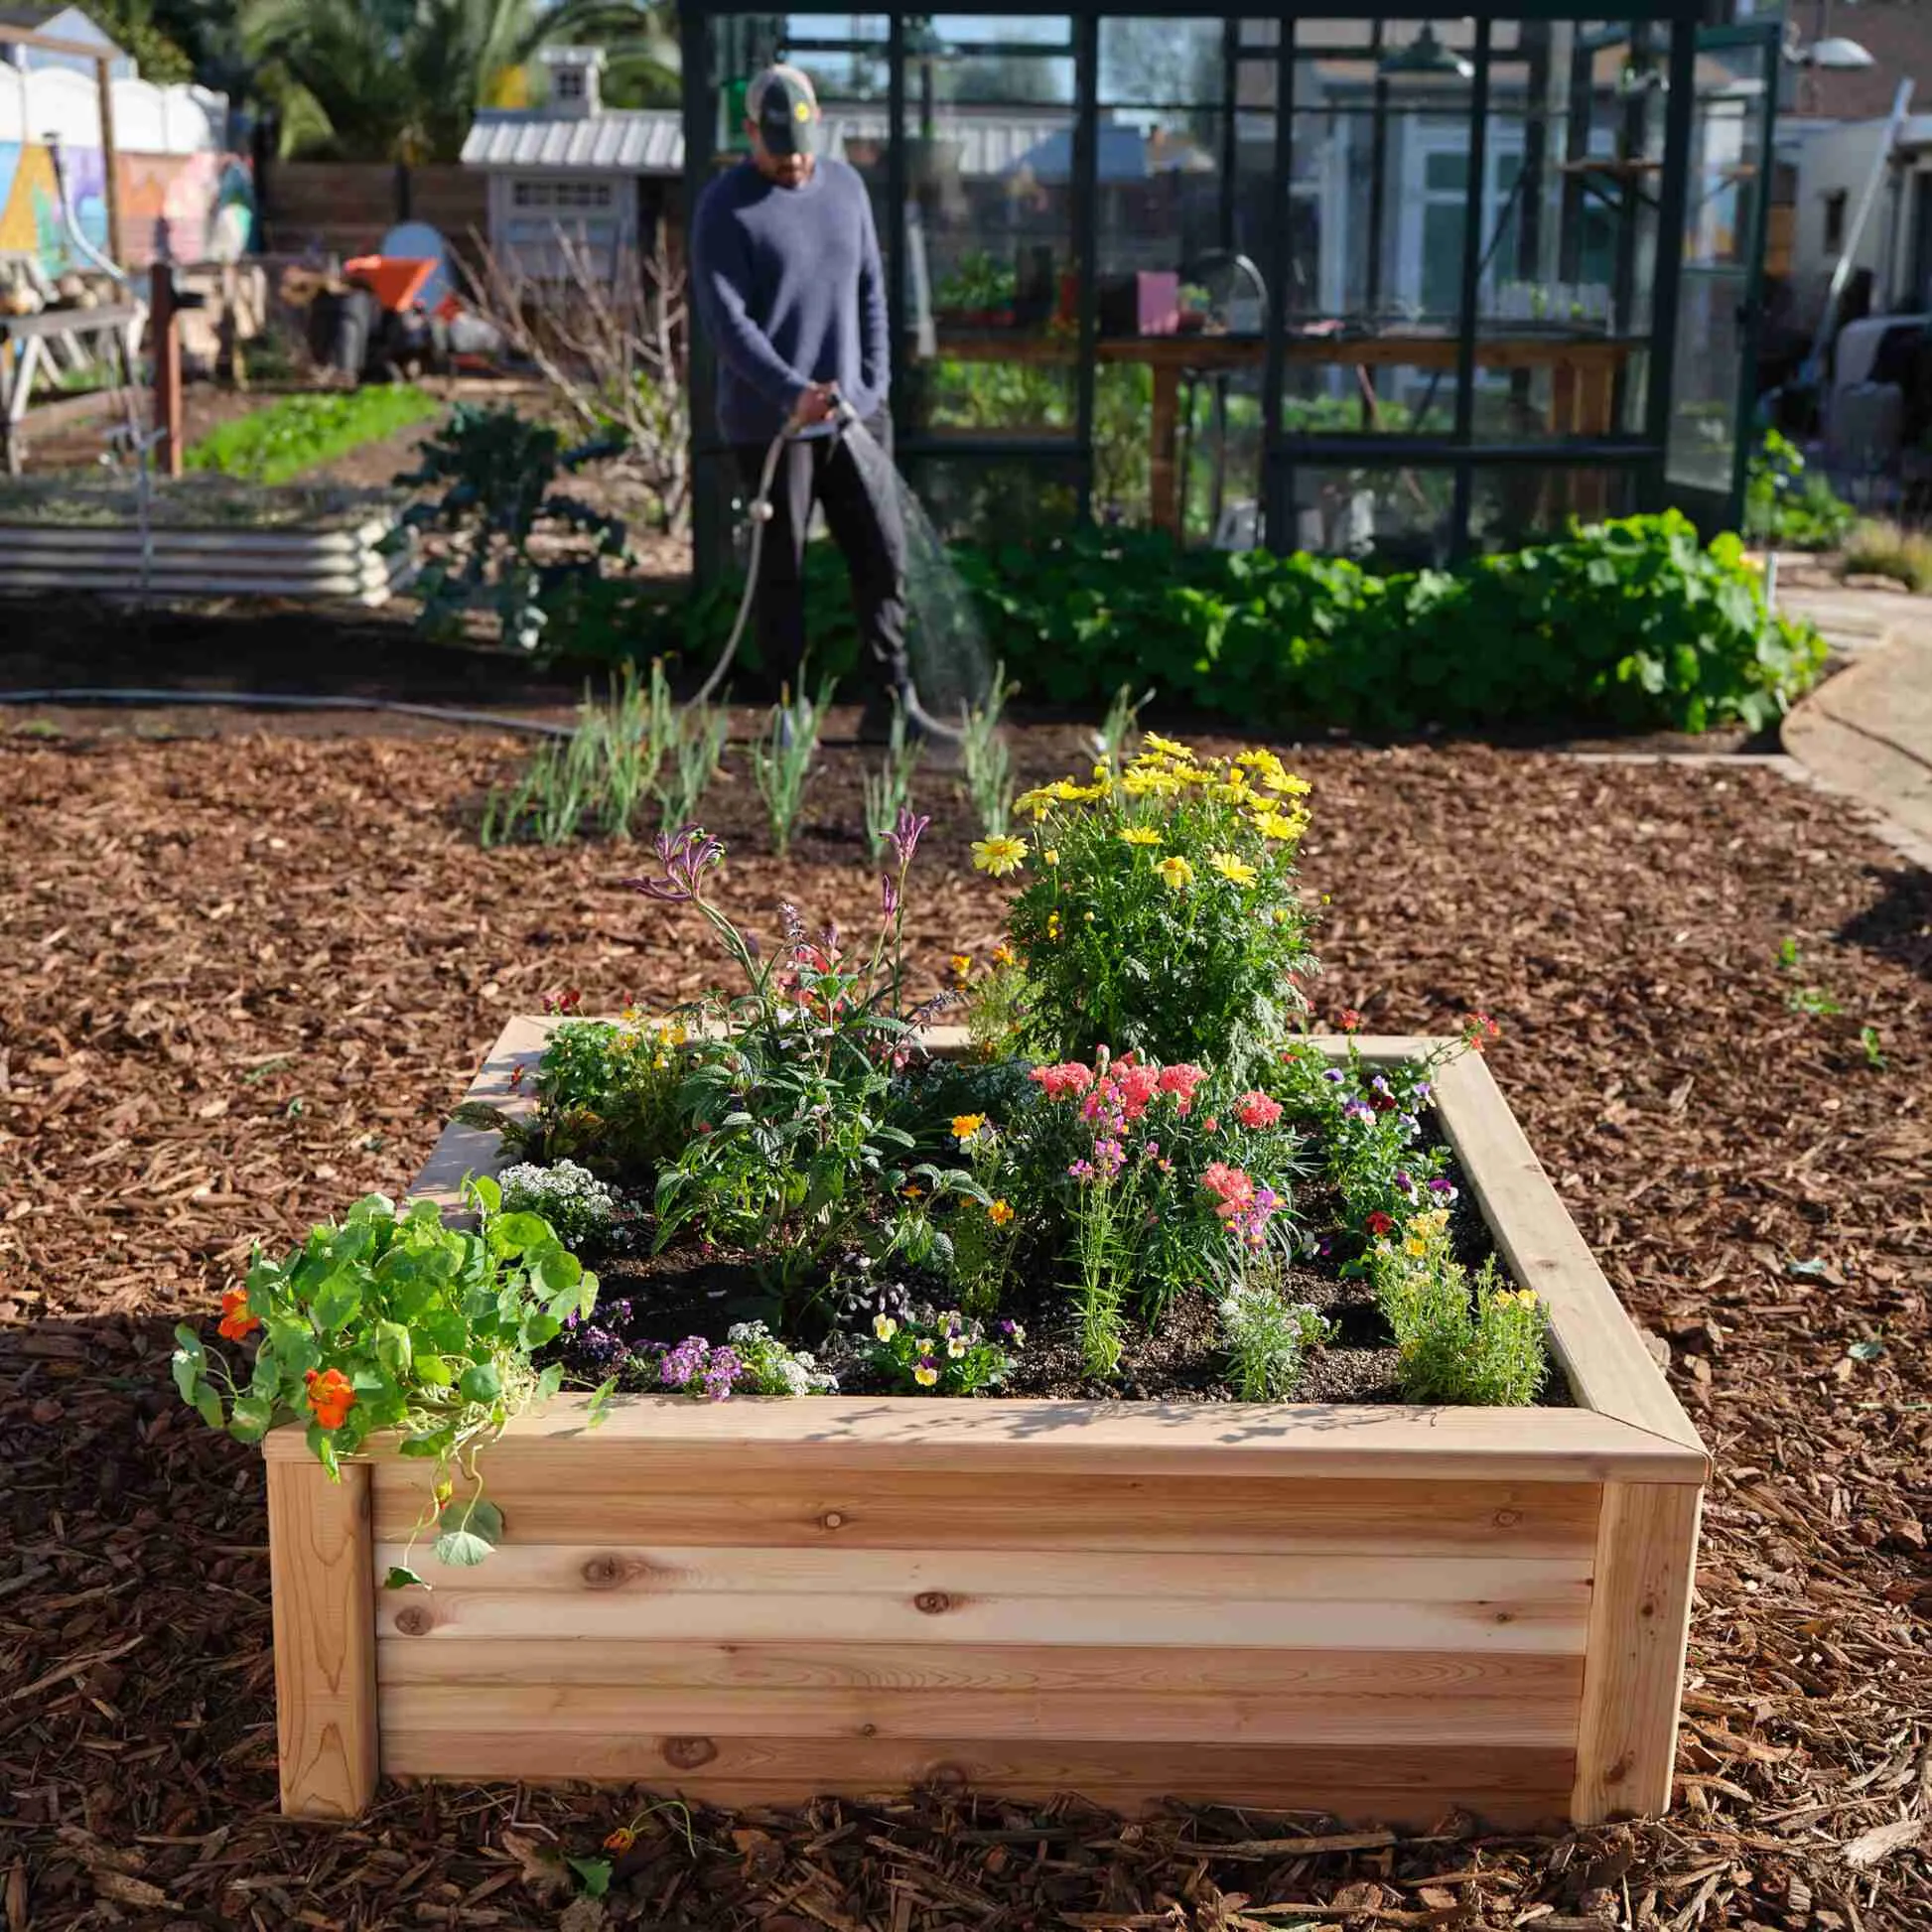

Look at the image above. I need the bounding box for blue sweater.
[691,158,891,444]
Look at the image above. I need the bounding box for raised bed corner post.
[1572,1480,1702,1823]
[266,1449,378,1818]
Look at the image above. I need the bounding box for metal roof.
[462,105,1150,181]
[463,109,684,174]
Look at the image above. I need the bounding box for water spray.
[688,392,981,741]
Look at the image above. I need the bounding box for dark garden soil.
[560,1135,1535,1407]
[2,725,1929,1927]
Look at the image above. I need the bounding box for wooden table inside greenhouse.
[928,330,1641,533]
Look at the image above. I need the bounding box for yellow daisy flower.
[1117,825,1163,847]
[1143,732,1195,760]
[1154,855,1194,893]
[1208,852,1258,886]
[971,835,1028,877]
[1253,809,1308,842]
[1260,769,1313,797]
[1014,787,1056,820]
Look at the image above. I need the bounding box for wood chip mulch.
[1,724,1927,1931]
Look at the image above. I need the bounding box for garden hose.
[687,398,965,742]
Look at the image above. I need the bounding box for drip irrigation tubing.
[0,690,575,737]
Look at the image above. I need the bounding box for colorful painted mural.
[0,60,252,279]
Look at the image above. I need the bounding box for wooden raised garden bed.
[267,1017,1707,1830]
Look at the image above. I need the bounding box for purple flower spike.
[625,825,726,904]
[881,873,901,920]
[889,806,931,870]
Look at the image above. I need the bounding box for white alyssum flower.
[497,1159,617,1245]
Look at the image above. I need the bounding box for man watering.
[691,64,910,734]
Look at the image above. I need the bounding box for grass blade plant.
[862,697,923,863]
[752,678,831,857]
[655,699,728,832]
[960,662,1017,839]
[480,662,662,847]
[1092,681,1153,776]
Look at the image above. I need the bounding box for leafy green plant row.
[619,511,1825,738]
[185,384,444,487]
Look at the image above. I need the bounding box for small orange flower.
[991,943,1016,968]
[950,953,972,981]
[603,1826,637,1853]
[987,1198,1016,1227]
[216,1289,260,1342]
[304,1367,355,1432]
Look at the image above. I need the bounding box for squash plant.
[173,1182,606,1575]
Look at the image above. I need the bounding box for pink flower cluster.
[1201,1161,1283,1251]
[1234,1090,1284,1130]
[1031,1061,1096,1102]
[1038,1052,1208,1187]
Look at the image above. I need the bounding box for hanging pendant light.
[1377,24,1474,81]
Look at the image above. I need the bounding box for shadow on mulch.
[1837,863,1932,983]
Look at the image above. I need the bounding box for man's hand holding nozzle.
[790,381,840,429]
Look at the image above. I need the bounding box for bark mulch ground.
[1,723,1927,1931]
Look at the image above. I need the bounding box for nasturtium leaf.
[194,1384,225,1431]
[534,1363,565,1404]
[458,1361,503,1405]
[414,1352,454,1388]
[373,1319,413,1378]
[449,1498,504,1542]
[398,1429,455,1458]
[433,1527,493,1568]
[467,1173,502,1215]
[383,1565,429,1591]
[586,1375,619,1429]
[567,1858,613,1898]
[171,1327,207,1404]
[420,1309,469,1353]
[520,1311,562,1351]
[492,1211,552,1255]
[228,1391,276,1441]
[310,1270,363,1333]
[534,1246,581,1296]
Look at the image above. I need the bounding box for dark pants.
[734,412,908,704]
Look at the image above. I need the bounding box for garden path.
[1780,582,1932,861]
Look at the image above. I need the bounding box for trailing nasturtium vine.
[172,1181,614,1579]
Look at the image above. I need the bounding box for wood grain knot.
[1492,1508,1522,1528]
[820,1511,846,1531]
[913,1591,952,1615]
[394,1605,435,1637]
[925,1760,970,1789]
[661,1736,718,1771]
[581,1554,627,1588]
[1493,1610,1515,1625]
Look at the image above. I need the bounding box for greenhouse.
[678,2,1781,572]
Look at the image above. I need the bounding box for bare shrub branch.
[465,223,690,534]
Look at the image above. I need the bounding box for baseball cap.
[748,64,820,157]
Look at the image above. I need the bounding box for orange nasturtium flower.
[216,1289,260,1342]
[603,1826,637,1854]
[304,1367,356,1431]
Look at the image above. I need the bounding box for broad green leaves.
[171,1191,591,1573]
